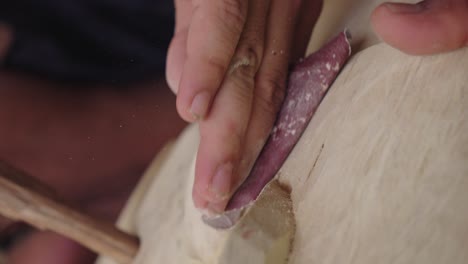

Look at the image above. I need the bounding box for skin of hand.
[0,0,466,262]
[166,0,468,214]
[371,0,468,55]
[166,0,323,214]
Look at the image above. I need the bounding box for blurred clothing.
[0,0,174,83]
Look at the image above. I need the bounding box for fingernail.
[190,91,211,120]
[385,2,426,14]
[210,163,233,201]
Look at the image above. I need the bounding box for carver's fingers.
[192,0,323,214]
[234,0,299,190]
[175,0,248,122]
[231,0,322,211]
[371,0,468,55]
[166,0,193,93]
[291,0,323,61]
[193,0,271,213]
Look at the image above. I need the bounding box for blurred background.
[0,1,186,263]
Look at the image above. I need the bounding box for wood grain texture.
[224,31,351,214]
[0,161,139,264]
[279,44,468,264]
[97,0,468,263]
[104,125,296,264]
[97,142,176,264]
[103,44,468,264]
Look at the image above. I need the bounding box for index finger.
[176,0,248,121]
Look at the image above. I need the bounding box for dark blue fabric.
[0,0,174,84]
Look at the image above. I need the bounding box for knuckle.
[202,118,244,158]
[207,54,229,77]
[230,44,261,77]
[222,119,244,148]
[226,44,263,98]
[218,0,247,28]
[255,72,287,116]
[192,0,246,46]
[230,72,256,103]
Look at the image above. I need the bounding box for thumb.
[371,0,468,55]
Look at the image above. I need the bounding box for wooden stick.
[0,161,139,264]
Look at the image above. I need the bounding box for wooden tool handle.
[0,161,139,264]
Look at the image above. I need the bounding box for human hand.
[166,0,323,214]
[372,0,467,55]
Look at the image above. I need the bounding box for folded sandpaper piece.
[204,30,352,229]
